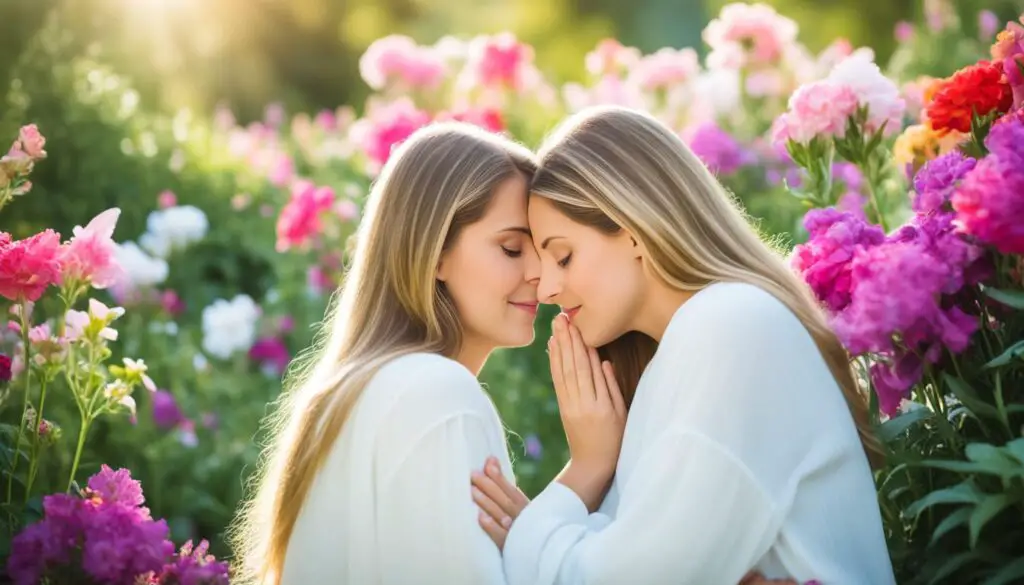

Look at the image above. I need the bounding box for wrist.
[555,460,614,513]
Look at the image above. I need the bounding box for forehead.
[476,174,529,227]
[527,196,577,236]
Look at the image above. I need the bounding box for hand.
[471,456,529,550]
[549,313,627,511]
[739,572,799,585]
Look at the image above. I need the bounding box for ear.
[436,252,449,283]
[626,231,646,261]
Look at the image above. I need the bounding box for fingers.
[587,346,610,408]
[471,470,517,521]
[472,481,511,528]
[603,360,627,418]
[478,511,507,549]
[567,319,596,401]
[548,336,568,412]
[484,456,529,509]
[554,314,580,406]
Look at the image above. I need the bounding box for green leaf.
[930,507,972,545]
[928,550,981,584]
[878,408,933,442]
[984,288,1024,310]
[1004,438,1024,465]
[963,443,1024,479]
[969,493,1016,548]
[984,340,1024,369]
[943,373,1002,421]
[906,480,983,518]
[982,556,1024,585]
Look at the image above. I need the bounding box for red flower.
[925,60,1013,134]
[435,108,506,133]
[0,230,62,302]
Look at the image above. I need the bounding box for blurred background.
[1,0,1022,567]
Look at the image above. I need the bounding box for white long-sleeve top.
[503,282,895,585]
[281,352,514,585]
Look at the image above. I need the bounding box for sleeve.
[502,428,779,585]
[372,358,513,585]
[503,284,829,585]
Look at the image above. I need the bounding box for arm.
[377,411,511,585]
[502,428,779,585]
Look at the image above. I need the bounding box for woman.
[229,122,541,585]
[473,106,895,585]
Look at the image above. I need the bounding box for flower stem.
[24,376,48,502]
[6,299,32,505]
[860,161,889,233]
[67,415,91,493]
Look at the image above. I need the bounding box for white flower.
[140,205,209,258]
[114,242,169,289]
[201,294,260,359]
[826,52,906,135]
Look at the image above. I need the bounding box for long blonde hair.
[530,105,882,467]
[229,122,537,584]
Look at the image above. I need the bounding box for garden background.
[2,0,1024,582]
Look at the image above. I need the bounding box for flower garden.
[1,1,1023,583]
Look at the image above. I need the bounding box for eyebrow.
[540,236,564,249]
[501,226,532,236]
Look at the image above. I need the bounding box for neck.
[633,282,697,342]
[455,336,493,376]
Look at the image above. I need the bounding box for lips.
[510,301,539,315]
[561,305,581,320]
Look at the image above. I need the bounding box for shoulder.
[368,352,496,426]
[662,282,810,355]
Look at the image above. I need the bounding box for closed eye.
[557,253,572,268]
[502,246,522,258]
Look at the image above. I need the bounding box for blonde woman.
[229,122,542,585]
[473,106,895,585]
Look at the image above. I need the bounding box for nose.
[523,243,541,286]
[536,260,562,305]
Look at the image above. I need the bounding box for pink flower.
[349,98,432,171]
[268,152,295,187]
[160,290,185,316]
[60,208,123,290]
[275,181,336,252]
[434,107,505,133]
[585,39,641,77]
[16,124,46,159]
[562,75,646,113]
[0,230,62,302]
[894,21,915,43]
[703,3,798,69]
[826,52,906,135]
[249,337,291,375]
[628,47,700,92]
[979,11,1000,39]
[359,35,447,91]
[156,190,177,209]
[991,19,1024,108]
[773,81,859,144]
[464,32,535,90]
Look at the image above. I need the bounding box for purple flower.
[87,464,145,509]
[81,504,174,584]
[870,353,924,416]
[684,123,755,175]
[0,352,11,382]
[155,539,231,585]
[524,434,543,459]
[790,208,886,312]
[912,151,977,215]
[152,390,186,430]
[953,118,1024,254]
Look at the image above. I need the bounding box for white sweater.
[281,352,513,585]
[502,282,895,585]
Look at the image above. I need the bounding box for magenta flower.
[0,353,10,382]
[359,34,447,91]
[790,208,886,313]
[464,32,536,91]
[87,464,146,509]
[155,539,231,585]
[152,390,186,430]
[249,337,292,375]
[952,117,1024,255]
[349,98,432,171]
